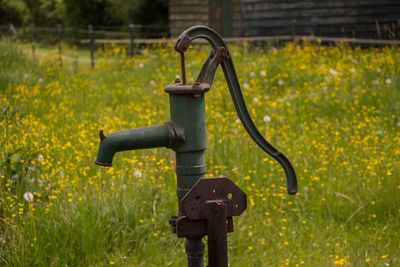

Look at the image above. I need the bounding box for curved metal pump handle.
[175,26,298,195]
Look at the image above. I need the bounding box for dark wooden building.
[169,0,400,39]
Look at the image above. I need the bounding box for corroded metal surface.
[164,82,210,95]
[181,177,246,220]
[170,177,246,267]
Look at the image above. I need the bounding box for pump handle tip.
[287,188,298,195]
[94,160,112,167]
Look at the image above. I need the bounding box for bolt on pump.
[95,26,298,267]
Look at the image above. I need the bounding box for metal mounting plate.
[181,176,247,220]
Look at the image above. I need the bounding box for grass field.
[0,39,399,266]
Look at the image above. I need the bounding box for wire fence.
[2,23,400,69]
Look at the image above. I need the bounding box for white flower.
[329,69,339,77]
[277,79,284,86]
[37,154,43,162]
[149,80,155,85]
[24,192,34,202]
[139,62,144,68]
[376,68,382,73]
[235,119,241,124]
[175,74,180,79]
[385,79,392,84]
[253,97,259,103]
[350,68,356,73]
[260,70,267,77]
[250,72,255,77]
[373,80,379,85]
[134,171,142,179]
[263,116,271,123]
[38,78,43,83]
[243,83,250,89]
[396,122,400,127]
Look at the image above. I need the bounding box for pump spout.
[95,122,182,167]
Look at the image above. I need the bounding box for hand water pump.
[95,26,298,267]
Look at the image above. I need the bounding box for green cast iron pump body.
[95,26,298,266]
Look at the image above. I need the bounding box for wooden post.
[57,24,63,67]
[74,26,78,45]
[31,24,36,61]
[9,23,13,48]
[73,45,79,73]
[89,24,94,68]
[129,24,135,57]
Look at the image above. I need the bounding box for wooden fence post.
[89,24,95,68]
[9,23,13,48]
[129,24,135,57]
[74,26,78,45]
[73,45,79,73]
[31,24,36,61]
[57,24,63,67]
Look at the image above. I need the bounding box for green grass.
[0,39,399,266]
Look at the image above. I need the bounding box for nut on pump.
[95,26,297,267]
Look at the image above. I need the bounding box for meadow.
[0,39,399,266]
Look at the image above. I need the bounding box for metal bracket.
[170,177,247,267]
[195,47,230,86]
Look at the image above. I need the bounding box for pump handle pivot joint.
[175,26,298,195]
